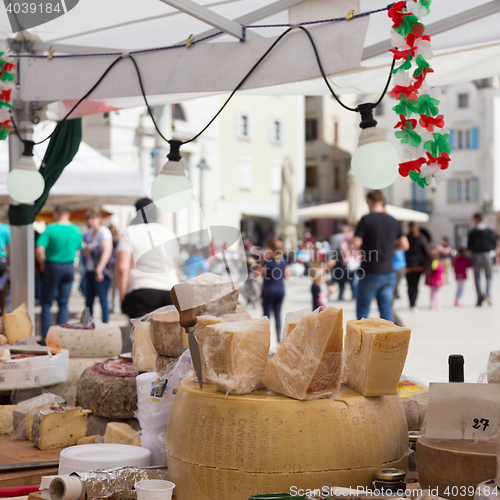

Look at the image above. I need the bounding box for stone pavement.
[41,269,499,386]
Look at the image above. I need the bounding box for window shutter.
[447,179,454,203]
[448,129,454,151]
[471,177,479,202]
[471,127,479,150]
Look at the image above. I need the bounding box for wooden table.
[0,434,60,487]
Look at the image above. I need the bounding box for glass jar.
[372,468,407,495]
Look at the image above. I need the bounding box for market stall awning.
[298,200,430,223]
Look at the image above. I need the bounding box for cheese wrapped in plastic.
[204,317,271,395]
[343,318,411,396]
[281,308,310,342]
[263,306,343,400]
[487,350,500,384]
[191,315,222,383]
[132,322,156,372]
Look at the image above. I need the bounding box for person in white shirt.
[115,198,180,319]
[83,210,114,323]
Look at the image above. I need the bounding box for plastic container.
[135,480,175,500]
[59,444,151,474]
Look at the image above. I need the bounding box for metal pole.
[8,108,36,328]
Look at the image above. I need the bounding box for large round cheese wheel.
[418,437,497,500]
[166,380,408,500]
[77,362,138,419]
[49,357,107,406]
[46,323,122,358]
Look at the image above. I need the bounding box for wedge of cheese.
[192,316,222,383]
[3,303,32,344]
[32,406,90,450]
[77,434,100,445]
[132,322,156,372]
[343,318,411,396]
[104,422,141,446]
[263,307,343,400]
[204,317,271,395]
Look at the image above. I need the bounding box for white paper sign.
[425,383,500,440]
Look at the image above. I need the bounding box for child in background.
[426,247,444,309]
[311,267,326,310]
[453,247,471,307]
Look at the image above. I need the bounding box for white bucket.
[135,480,175,500]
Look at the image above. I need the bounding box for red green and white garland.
[0,48,16,141]
[388,0,451,188]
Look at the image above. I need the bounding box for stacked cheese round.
[166,380,409,500]
[46,323,122,357]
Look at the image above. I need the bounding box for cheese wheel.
[46,324,122,358]
[155,355,176,374]
[49,357,108,406]
[77,361,138,419]
[418,437,497,500]
[166,380,409,500]
[0,404,17,434]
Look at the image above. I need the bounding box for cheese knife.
[171,282,203,388]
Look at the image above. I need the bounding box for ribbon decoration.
[389,0,451,187]
[0,50,16,142]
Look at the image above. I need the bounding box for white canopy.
[298,200,430,223]
[0,0,497,118]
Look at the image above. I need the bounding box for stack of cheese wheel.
[77,358,139,434]
[46,322,122,405]
[166,380,409,500]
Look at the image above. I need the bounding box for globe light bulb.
[351,103,400,190]
[151,140,192,213]
[6,140,45,204]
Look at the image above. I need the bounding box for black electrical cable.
[298,25,396,112]
[129,27,294,146]
[10,55,123,145]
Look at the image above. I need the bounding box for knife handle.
[171,283,198,330]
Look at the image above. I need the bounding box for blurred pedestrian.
[36,205,82,341]
[467,213,496,306]
[405,222,430,309]
[353,190,408,321]
[115,198,179,319]
[426,247,444,309]
[84,211,114,323]
[108,224,121,313]
[437,236,453,284]
[0,221,10,315]
[311,268,326,310]
[257,239,290,343]
[393,249,407,300]
[453,247,471,307]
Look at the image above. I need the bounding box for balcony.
[404,200,434,214]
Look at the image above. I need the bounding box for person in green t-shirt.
[36,205,83,341]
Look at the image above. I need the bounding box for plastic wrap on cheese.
[343,318,411,396]
[281,308,310,342]
[131,322,156,372]
[192,315,222,383]
[263,306,343,401]
[204,317,271,395]
[487,350,500,384]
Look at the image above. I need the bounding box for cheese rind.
[166,379,409,499]
[86,415,140,436]
[3,303,32,344]
[154,355,176,374]
[132,322,156,372]
[204,317,270,394]
[46,324,122,358]
[104,422,141,446]
[343,318,411,396]
[191,315,222,382]
[188,272,239,316]
[263,307,343,400]
[32,406,89,450]
[0,405,17,434]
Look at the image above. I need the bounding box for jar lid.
[409,431,422,442]
[374,468,406,481]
